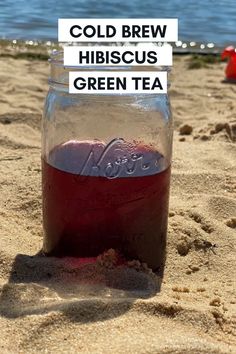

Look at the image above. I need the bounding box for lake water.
[0,0,236,45]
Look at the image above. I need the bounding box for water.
[0,0,236,45]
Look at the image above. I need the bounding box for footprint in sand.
[188,211,214,234]
[226,218,236,229]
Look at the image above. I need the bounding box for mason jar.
[42,51,173,270]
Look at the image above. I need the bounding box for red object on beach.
[221,46,236,80]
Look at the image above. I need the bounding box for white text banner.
[69,71,167,94]
[59,19,178,42]
[64,45,173,66]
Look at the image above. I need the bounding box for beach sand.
[0,55,235,353]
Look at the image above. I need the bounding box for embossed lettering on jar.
[42,52,173,270]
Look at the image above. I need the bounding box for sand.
[0,54,235,353]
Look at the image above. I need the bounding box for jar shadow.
[0,253,164,323]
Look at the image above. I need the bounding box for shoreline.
[0,38,225,59]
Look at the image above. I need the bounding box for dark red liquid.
[42,140,171,270]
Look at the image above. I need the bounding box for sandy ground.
[0,55,235,353]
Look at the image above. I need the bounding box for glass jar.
[42,51,173,270]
